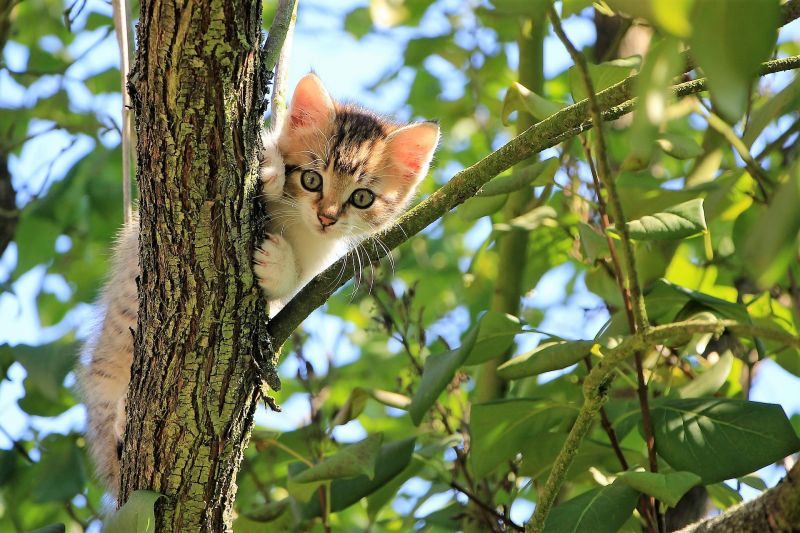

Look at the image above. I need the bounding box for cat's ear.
[286,73,335,131]
[383,121,440,186]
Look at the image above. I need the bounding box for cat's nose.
[318,214,338,227]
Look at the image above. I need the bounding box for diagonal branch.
[676,461,800,532]
[267,54,800,347]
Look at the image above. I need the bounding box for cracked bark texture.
[121,0,276,530]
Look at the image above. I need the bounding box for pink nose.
[318,214,337,227]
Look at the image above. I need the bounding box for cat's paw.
[254,234,298,300]
[259,135,285,199]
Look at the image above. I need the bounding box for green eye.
[350,188,375,209]
[301,170,323,192]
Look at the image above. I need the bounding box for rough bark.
[677,462,800,533]
[122,0,278,531]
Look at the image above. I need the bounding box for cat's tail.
[78,337,127,494]
[78,221,140,495]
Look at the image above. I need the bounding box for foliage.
[1,0,800,531]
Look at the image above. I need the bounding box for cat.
[78,72,440,493]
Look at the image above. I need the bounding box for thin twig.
[547,8,659,530]
[547,5,647,333]
[754,119,800,162]
[112,0,133,224]
[451,481,525,532]
[264,0,298,129]
[702,107,771,200]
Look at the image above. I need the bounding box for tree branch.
[267,54,800,347]
[676,461,800,532]
[263,0,297,127]
[111,0,134,224]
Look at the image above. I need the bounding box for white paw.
[259,134,285,199]
[254,234,298,300]
[114,396,126,442]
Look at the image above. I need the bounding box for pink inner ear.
[287,74,333,131]
[387,123,440,179]
[289,108,314,128]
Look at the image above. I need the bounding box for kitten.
[78,73,440,493]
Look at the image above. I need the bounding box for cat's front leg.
[258,132,285,199]
[254,233,299,300]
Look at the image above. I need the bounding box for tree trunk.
[122,1,279,530]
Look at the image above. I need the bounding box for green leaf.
[84,11,113,30]
[743,168,800,288]
[739,474,768,492]
[292,433,383,484]
[83,67,122,94]
[470,399,576,478]
[645,278,750,325]
[689,0,780,121]
[501,82,564,125]
[344,7,372,39]
[544,480,640,533]
[519,433,644,481]
[562,0,593,17]
[743,76,800,146]
[677,351,734,398]
[608,0,694,38]
[619,470,701,507]
[578,222,610,262]
[489,0,551,19]
[367,455,423,518]
[494,205,557,232]
[569,57,640,103]
[31,435,85,503]
[13,215,60,274]
[707,482,742,509]
[105,490,164,533]
[497,340,594,380]
[651,398,800,483]
[651,0,694,37]
[422,502,463,529]
[13,343,78,416]
[458,194,508,221]
[13,343,77,401]
[243,499,290,523]
[657,132,705,160]
[478,158,559,196]
[331,387,371,427]
[463,311,522,365]
[409,326,479,425]
[623,199,707,241]
[301,437,416,518]
[629,37,684,164]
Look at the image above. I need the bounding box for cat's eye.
[350,188,375,209]
[300,170,323,192]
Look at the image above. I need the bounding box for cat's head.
[275,73,439,239]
